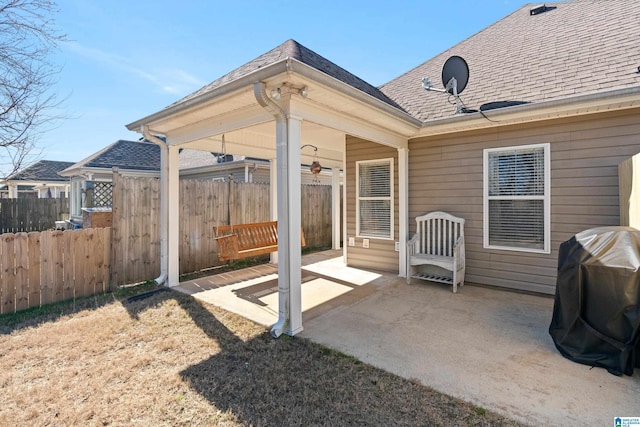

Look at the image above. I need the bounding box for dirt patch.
[0,287,524,426]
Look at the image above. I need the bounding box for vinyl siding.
[408,108,640,294]
[345,136,399,272]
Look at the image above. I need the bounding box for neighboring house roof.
[5,160,75,182]
[379,0,640,121]
[63,140,161,174]
[60,140,270,177]
[170,38,403,111]
[178,149,219,169]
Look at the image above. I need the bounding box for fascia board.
[126,61,290,132]
[415,85,640,138]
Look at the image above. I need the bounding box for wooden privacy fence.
[111,175,334,286]
[0,176,334,313]
[0,198,70,234]
[0,228,111,314]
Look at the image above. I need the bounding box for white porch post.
[283,115,302,335]
[341,137,348,261]
[167,144,180,286]
[253,81,302,336]
[8,184,17,198]
[269,158,278,264]
[332,167,341,250]
[398,147,409,278]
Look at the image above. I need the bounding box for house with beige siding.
[1,160,74,199]
[125,0,640,336]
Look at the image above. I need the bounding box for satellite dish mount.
[422,55,469,114]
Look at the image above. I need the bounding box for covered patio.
[175,250,640,426]
[126,40,418,337]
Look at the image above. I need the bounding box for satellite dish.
[441,56,469,95]
[422,55,470,114]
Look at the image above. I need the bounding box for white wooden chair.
[406,211,466,293]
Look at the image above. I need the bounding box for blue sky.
[41,0,524,163]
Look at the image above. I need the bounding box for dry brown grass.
[0,287,524,426]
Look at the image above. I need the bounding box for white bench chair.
[407,211,466,293]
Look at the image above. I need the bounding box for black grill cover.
[549,226,640,376]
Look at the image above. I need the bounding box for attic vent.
[530,4,548,15]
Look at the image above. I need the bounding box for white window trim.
[483,143,551,254]
[356,158,394,240]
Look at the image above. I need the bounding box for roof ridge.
[167,38,404,111]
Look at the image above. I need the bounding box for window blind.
[357,160,392,238]
[485,145,548,251]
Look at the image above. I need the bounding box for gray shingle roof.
[379,0,640,121]
[171,39,403,110]
[63,140,236,174]
[8,160,75,181]
[75,140,161,171]
[178,149,219,169]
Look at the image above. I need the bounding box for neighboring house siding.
[252,168,270,183]
[346,136,399,272]
[408,108,640,294]
[183,166,249,182]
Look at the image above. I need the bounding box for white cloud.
[66,41,205,95]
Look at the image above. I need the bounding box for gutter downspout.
[253,81,289,338]
[142,125,168,286]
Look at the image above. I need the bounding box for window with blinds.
[357,158,394,239]
[483,143,550,253]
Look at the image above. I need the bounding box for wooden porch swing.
[214,221,306,261]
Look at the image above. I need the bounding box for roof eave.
[58,166,160,178]
[180,158,270,175]
[126,61,291,132]
[126,57,422,133]
[415,85,640,137]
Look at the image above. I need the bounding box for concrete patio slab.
[176,250,640,426]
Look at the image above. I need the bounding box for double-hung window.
[483,143,550,253]
[356,158,394,239]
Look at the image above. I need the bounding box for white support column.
[269,158,278,264]
[341,137,348,262]
[283,115,303,335]
[398,147,409,278]
[331,167,341,250]
[8,184,17,199]
[167,144,180,286]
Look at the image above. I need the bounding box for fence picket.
[27,232,41,309]
[1,234,16,314]
[63,230,74,301]
[40,231,52,305]
[96,228,110,293]
[83,229,95,296]
[14,233,29,311]
[73,231,87,298]
[52,231,65,301]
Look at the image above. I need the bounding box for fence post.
[109,167,120,290]
[228,178,235,225]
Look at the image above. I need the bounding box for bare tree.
[0,0,65,180]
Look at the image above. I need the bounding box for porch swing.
[213,136,308,261]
